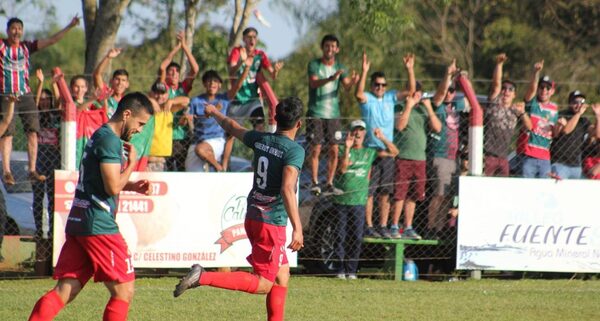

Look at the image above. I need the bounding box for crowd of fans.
[0,16,599,273]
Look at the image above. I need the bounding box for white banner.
[53,170,297,268]
[457,176,600,272]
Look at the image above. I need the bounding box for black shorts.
[0,94,40,137]
[368,156,395,196]
[306,118,342,145]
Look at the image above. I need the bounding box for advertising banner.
[457,176,600,272]
[53,170,297,268]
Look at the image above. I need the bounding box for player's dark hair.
[370,71,386,84]
[112,92,154,119]
[201,70,223,84]
[7,18,23,30]
[243,27,258,36]
[69,75,88,88]
[275,97,303,130]
[112,69,129,79]
[321,34,339,47]
[167,62,181,73]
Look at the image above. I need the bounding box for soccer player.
[28,92,154,321]
[0,16,79,186]
[174,97,305,321]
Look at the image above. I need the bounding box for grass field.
[2,276,599,321]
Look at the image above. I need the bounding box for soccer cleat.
[174,264,204,297]
[402,228,422,240]
[2,172,15,186]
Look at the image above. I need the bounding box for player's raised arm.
[282,165,303,252]
[204,103,248,141]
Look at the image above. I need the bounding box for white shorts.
[185,137,226,172]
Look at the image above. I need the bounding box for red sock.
[200,271,259,293]
[266,285,287,321]
[103,297,129,321]
[28,290,65,321]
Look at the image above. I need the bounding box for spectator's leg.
[378,194,390,228]
[391,199,404,227]
[32,180,44,238]
[1,135,12,175]
[332,205,348,275]
[403,199,416,228]
[427,195,443,231]
[0,189,6,260]
[222,135,235,171]
[540,160,551,178]
[309,144,322,184]
[522,156,536,178]
[365,195,374,227]
[500,158,510,177]
[194,142,223,171]
[326,144,338,186]
[27,132,39,174]
[346,205,365,275]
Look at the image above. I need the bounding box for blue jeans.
[332,204,365,275]
[522,156,551,178]
[551,163,582,179]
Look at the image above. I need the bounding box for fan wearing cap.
[550,90,593,179]
[331,120,398,279]
[146,81,190,172]
[517,60,559,178]
[483,53,525,177]
[354,50,415,238]
[426,59,471,239]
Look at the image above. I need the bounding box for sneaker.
[390,226,402,239]
[347,274,358,280]
[2,172,15,186]
[336,273,346,280]
[174,264,204,297]
[29,171,46,182]
[363,226,382,238]
[310,182,321,196]
[402,228,422,240]
[322,184,344,196]
[376,226,391,239]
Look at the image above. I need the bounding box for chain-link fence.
[1,77,599,279]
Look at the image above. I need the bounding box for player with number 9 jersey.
[243,131,305,226]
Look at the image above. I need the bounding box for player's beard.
[120,123,134,142]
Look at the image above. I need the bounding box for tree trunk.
[82,0,131,77]
[228,0,259,49]
[181,0,201,76]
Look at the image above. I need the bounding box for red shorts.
[244,218,288,282]
[394,158,426,202]
[54,234,135,286]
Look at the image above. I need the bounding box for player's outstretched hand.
[287,230,304,252]
[130,179,151,195]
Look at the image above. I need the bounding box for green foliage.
[3,278,600,320]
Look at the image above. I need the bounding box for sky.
[13,0,335,60]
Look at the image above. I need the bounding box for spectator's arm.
[227,53,253,100]
[592,104,600,140]
[355,51,370,104]
[0,96,16,136]
[35,69,44,108]
[166,96,190,113]
[52,82,61,110]
[309,69,343,89]
[515,102,532,131]
[37,16,79,50]
[204,104,248,141]
[93,48,122,90]
[374,128,399,157]
[398,53,416,100]
[342,70,358,91]
[524,60,543,102]
[282,165,303,252]
[423,98,442,133]
[489,53,507,101]
[396,96,418,132]
[432,59,457,107]
[158,41,182,84]
[338,134,354,174]
[265,61,284,81]
[228,47,243,76]
[561,105,587,135]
